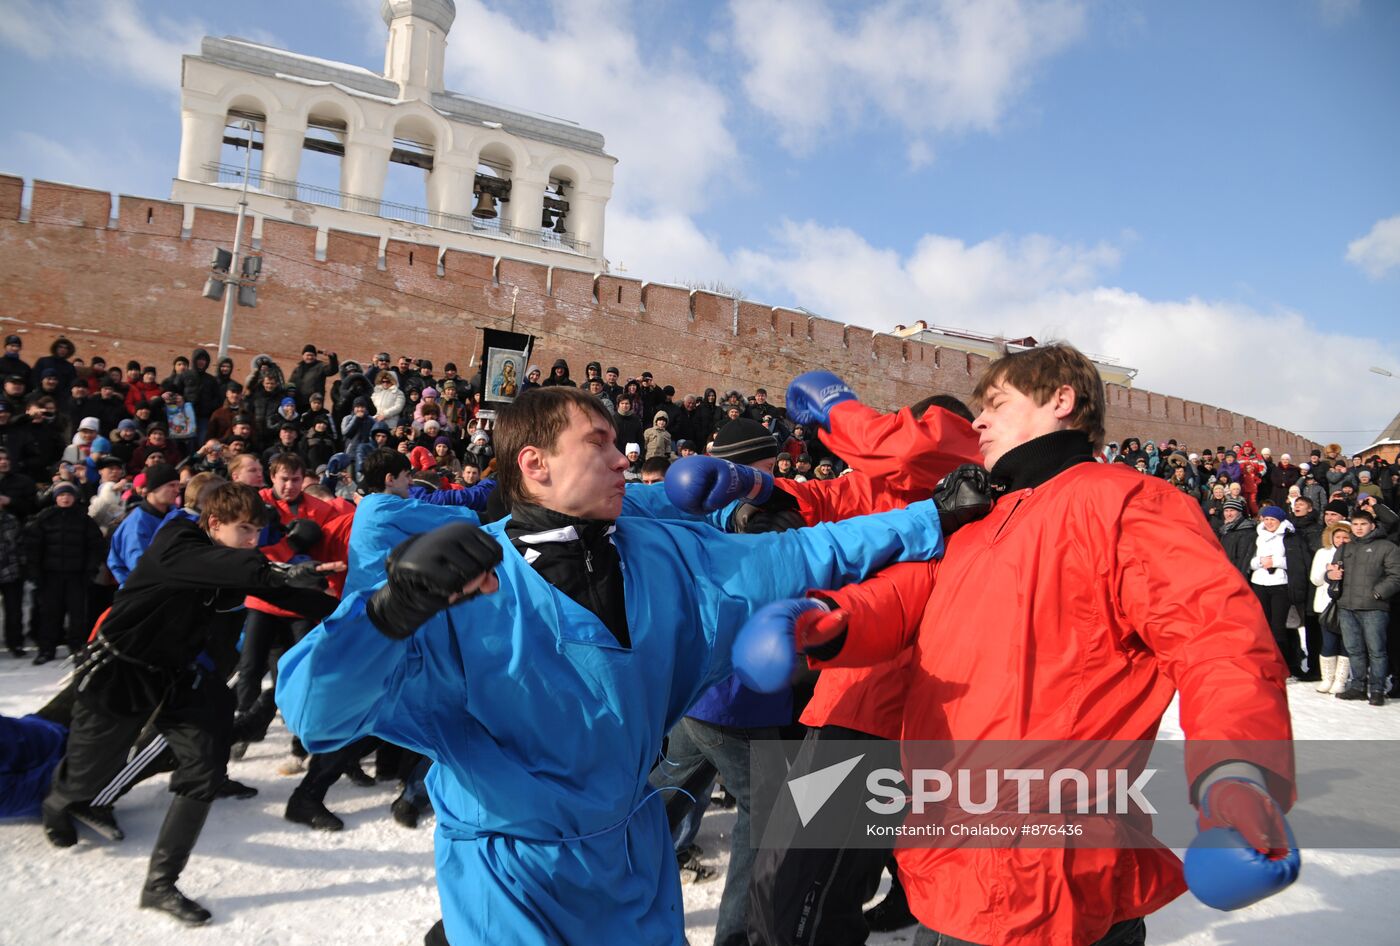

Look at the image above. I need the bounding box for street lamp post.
[217,120,257,362]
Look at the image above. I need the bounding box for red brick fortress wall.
[0,175,1317,456]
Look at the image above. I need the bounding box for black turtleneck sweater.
[988,429,1096,493]
[504,502,630,648]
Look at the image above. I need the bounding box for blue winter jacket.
[105,504,167,585]
[276,500,943,946]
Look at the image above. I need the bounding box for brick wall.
[0,175,1318,456]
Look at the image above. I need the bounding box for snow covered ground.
[2,657,1396,945]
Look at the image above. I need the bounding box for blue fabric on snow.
[0,714,67,819]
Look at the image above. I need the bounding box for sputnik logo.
[788,754,866,827]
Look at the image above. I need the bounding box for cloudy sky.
[1,0,1397,450]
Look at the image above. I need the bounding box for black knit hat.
[710,419,776,465]
[1223,497,1247,514]
[303,344,318,355]
[143,464,178,492]
[1325,500,1350,517]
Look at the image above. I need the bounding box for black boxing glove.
[284,518,323,555]
[267,560,330,591]
[366,522,503,639]
[933,464,996,536]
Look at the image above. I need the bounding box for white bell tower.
[381,0,456,98]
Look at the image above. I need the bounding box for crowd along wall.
[0,175,1318,457]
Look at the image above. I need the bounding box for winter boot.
[1315,656,1337,693]
[69,802,124,841]
[284,792,344,832]
[214,778,258,800]
[1336,685,1369,701]
[864,873,917,932]
[41,798,77,848]
[391,796,420,829]
[1330,659,1354,695]
[139,796,213,926]
[1369,691,1387,707]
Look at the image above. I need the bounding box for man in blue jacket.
[105,464,181,585]
[277,387,945,946]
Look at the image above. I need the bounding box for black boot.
[391,796,420,829]
[1336,687,1370,701]
[139,796,213,926]
[864,873,917,932]
[1369,691,1387,706]
[41,798,77,848]
[285,792,344,832]
[70,802,124,841]
[214,778,258,800]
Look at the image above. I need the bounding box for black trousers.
[234,611,297,714]
[37,573,90,655]
[47,670,235,809]
[293,737,379,804]
[1252,583,1299,674]
[748,726,893,946]
[1,579,23,649]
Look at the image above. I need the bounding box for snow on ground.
[2,656,1397,945]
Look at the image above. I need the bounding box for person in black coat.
[41,483,340,925]
[611,394,645,455]
[1217,498,1256,577]
[0,334,31,390]
[541,358,575,388]
[288,345,339,405]
[22,482,104,662]
[32,337,78,398]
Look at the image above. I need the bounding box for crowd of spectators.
[1,331,1397,700]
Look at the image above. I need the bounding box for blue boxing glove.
[786,371,857,430]
[664,456,774,515]
[733,599,850,693]
[1185,777,1300,911]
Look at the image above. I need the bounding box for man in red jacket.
[738,344,1298,946]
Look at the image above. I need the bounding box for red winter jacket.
[775,400,981,738]
[812,463,1295,946]
[247,488,350,616]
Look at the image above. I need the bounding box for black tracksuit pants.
[748,725,894,946]
[46,670,235,810]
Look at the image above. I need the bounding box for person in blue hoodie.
[105,463,181,585]
[277,387,945,946]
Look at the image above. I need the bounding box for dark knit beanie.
[303,344,318,355]
[1223,498,1247,514]
[143,464,178,492]
[710,418,777,466]
[1259,505,1287,521]
[1325,500,1350,517]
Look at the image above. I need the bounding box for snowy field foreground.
[2,657,1397,945]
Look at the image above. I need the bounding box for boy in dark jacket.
[41,483,341,925]
[23,482,103,663]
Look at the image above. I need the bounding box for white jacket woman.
[1309,524,1353,693]
[371,374,406,429]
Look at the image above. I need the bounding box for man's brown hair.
[267,452,306,477]
[971,343,1106,449]
[495,387,613,510]
[198,482,266,530]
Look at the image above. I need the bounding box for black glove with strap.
[267,560,330,591]
[284,518,323,554]
[933,464,996,536]
[367,522,503,640]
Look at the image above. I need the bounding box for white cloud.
[730,0,1087,150]
[0,0,207,94]
[906,140,936,170]
[1318,0,1361,25]
[439,1,737,218]
[722,221,1398,451]
[1346,214,1400,279]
